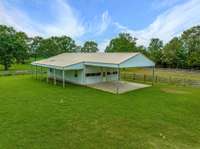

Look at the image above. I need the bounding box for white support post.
[31,65,33,78]
[118,65,120,81]
[36,65,38,80]
[101,67,103,81]
[83,64,86,84]
[54,68,56,85]
[46,68,49,83]
[62,69,65,88]
[40,66,43,81]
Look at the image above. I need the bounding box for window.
[74,70,78,77]
[113,71,118,75]
[49,68,53,72]
[107,72,111,75]
[86,72,101,77]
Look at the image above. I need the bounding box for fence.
[121,72,200,87]
[0,70,33,76]
[1,70,200,87]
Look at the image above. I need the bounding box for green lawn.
[0,64,31,72]
[0,76,200,148]
[0,57,44,72]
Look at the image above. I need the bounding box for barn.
[31,52,155,93]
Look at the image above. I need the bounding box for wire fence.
[121,72,200,87]
[0,70,33,76]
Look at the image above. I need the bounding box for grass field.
[0,64,31,72]
[0,75,200,148]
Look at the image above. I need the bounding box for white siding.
[48,68,84,85]
[48,66,119,85]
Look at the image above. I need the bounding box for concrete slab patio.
[87,81,151,94]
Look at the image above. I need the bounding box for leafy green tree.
[0,25,15,70]
[81,41,99,53]
[29,36,43,60]
[137,45,149,56]
[181,25,200,68]
[148,38,163,65]
[57,36,77,53]
[105,33,138,52]
[0,25,29,70]
[37,37,60,57]
[162,37,186,68]
[36,36,78,57]
[13,32,29,64]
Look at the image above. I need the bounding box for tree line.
[0,25,199,70]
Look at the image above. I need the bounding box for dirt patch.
[161,88,190,94]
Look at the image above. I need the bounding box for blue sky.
[0,0,200,51]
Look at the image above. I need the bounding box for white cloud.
[0,0,85,38]
[152,0,183,9]
[98,39,110,51]
[0,1,43,36]
[96,11,111,35]
[114,0,200,46]
[85,10,112,36]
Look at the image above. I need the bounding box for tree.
[162,37,186,68]
[57,36,77,53]
[105,33,138,52]
[148,38,163,65]
[36,36,78,57]
[13,32,29,64]
[181,25,200,68]
[137,45,149,56]
[0,25,29,70]
[81,41,99,53]
[0,25,15,70]
[37,37,60,57]
[29,36,43,60]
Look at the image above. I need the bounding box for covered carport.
[86,53,155,94]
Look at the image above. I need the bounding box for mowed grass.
[0,64,31,72]
[0,76,200,149]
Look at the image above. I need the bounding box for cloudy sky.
[0,0,200,51]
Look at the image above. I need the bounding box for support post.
[31,65,33,78]
[101,67,103,81]
[46,68,49,83]
[40,66,43,81]
[83,64,86,84]
[118,65,120,81]
[54,68,56,85]
[62,69,65,88]
[152,66,155,85]
[36,65,38,80]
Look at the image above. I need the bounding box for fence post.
[152,67,155,85]
[155,75,158,83]
[183,78,186,86]
[133,73,136,80]
[116,87,119,94]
